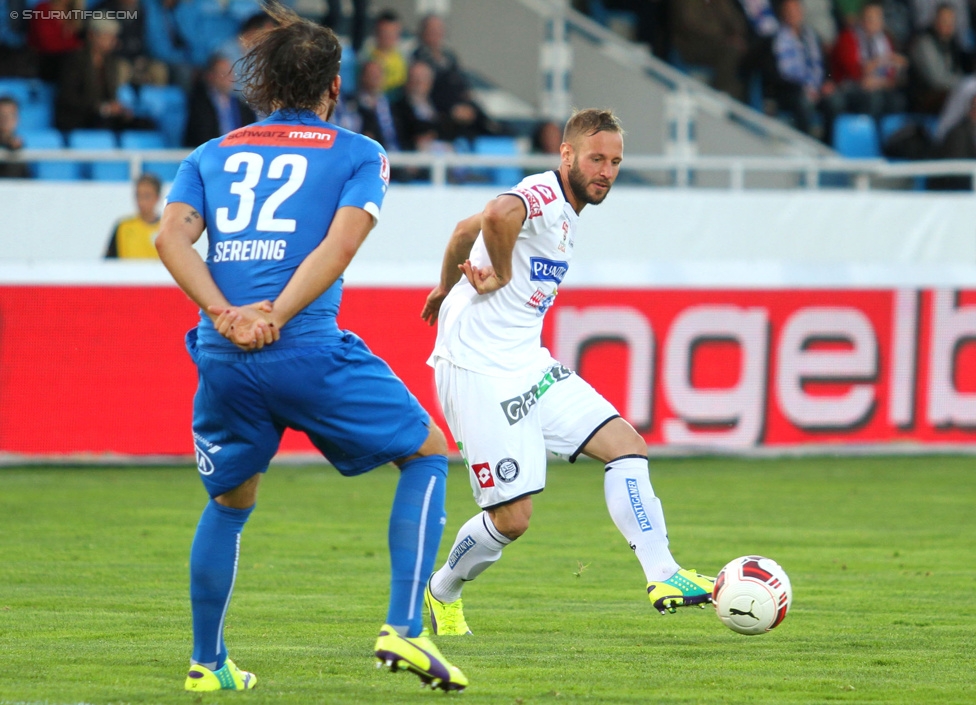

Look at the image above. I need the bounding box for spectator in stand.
[392,61,448,152]
[911,0,972,50]
[773,0,840,139]
[28,0,84,83]
[55,19,153,132]
[669,0,750,101]
[184,53,256,147]
[94,0,169,85]
[355,58,401,150]
[412,14,467,115]
[0,95,29,179]
[532,119,563,155]
[360,9,408,99]
[831,1,909,122]
[411,13,499,145]
[909,3,973,113]
[331,94,364,133]
[104,173,162,258]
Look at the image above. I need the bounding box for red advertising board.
[1,286,974,455]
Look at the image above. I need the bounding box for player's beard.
[568,157,611,206]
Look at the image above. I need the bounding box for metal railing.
[4,149,976,190]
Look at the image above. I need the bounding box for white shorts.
[434,356,619,509]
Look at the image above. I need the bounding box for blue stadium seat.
[68,129,128,181]
[116,83,139,113]
[472,135,523,187]
[18,101,53,129]
[0,78,31,105]
[20,128,82,180]
[120,130,180,181]
[833,114,880,158]
[119,130,166,150]
[879,113,910,144]
[139,85,188,147]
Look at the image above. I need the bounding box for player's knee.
[488,500,531,539]
[492,513,529,540]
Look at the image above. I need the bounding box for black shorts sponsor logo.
[495,457,520,483]
[499,364,573,425]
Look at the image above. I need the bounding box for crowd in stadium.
[584,0,976,159]
[3,0,976,179]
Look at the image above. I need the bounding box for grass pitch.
[1,456,974,704]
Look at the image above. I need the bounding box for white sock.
[604,456,680,582]
[429,511,512,603]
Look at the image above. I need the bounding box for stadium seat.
[472,135,523,187]
[20,128,82,180]
[139,85,188,147]
[833,114,880,159]
[120,130,181,181]
[68,129,129,181]
[18,101,53,130]
[119,130,166,150]
[879,113,910,144]
[116,83,139,113]
[0,78,32,105]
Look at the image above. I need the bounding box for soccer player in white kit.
[420,109,714,635]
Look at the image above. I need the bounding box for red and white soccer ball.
[712,556,792,635]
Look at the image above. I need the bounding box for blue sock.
[189,499,253,669]
[386,455,448,637]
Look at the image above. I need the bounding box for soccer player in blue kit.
[154,3,468,693]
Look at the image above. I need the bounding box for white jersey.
[431,170,579,376]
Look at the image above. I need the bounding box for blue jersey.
[167,109,390,352]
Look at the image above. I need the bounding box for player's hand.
[421,285,448,325]
[460,260,504,295]
[207,300,279,351]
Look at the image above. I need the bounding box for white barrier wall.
[2,183,976,286]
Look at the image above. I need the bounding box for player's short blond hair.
[563,108,624,147]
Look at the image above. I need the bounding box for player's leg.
[184,350,280,692]
[425,495,529,635]
[374,423,468,691]
[279,335,466,690]
[540,369,713,614]
[425,360,546,635]
[384,424,450,639]
[186,475,261,691]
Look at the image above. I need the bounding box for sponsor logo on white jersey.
[529,257,569,283]
[213,239,287,262]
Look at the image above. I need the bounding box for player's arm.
[156,202,276,350]
[460,194,525,295]
[421,212,482,325]
[267,206,375,329]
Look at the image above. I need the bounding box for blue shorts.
[186,328,431,497]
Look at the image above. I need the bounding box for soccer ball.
[712,556,792,635]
